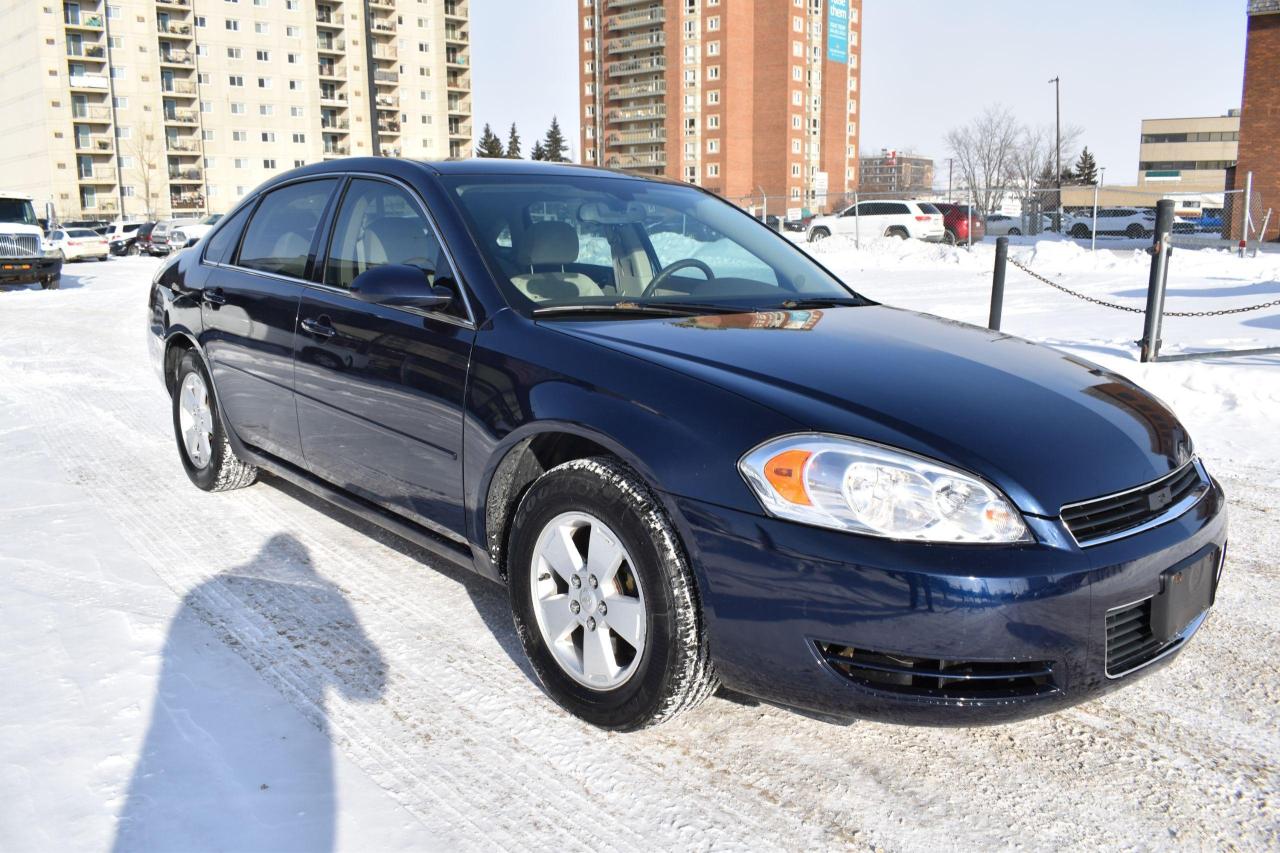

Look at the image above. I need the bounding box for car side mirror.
[350,263,453,310]
[185,237,199,248]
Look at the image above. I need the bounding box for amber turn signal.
[764,449,813,505]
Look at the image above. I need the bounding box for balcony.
[607,32,665,54]
[370,18,396,35]
[320,91,349,104]
[67,43,107,60]
[446,72,468,90]
[157,22,193,37]
[380,147,402,157]
[445,27,467,43]
[608,57,665,78]
[168,166,203,182]
[368,0,394,9]
[78,167,117,184]
[159,49,194,66]
[63,13,104,30]
[316,10,345,26]
[155,0,192,8]
[373,69,399,84]
[375,94,399,109]
[444,1,466,20]
[606,7,664,30]
[320,117,350,130]
[71,103,111,122]
[447,97,470,114]
[606,152,667,169]
[318,63,343,79]
[162,80,198,96]
[163,109,198,125]
[448,123,471,138]
[317,37,346,53]
[371,47,398,61]
[606,0,656,7]
[165,138,200,153]
[607,81,665,100]
[608,103,665,122]
[74,134,114,152]
[68,74,110,91]
[88,199,119,213]
[170,192,205,210]
[606,129,666,146]
[323,144,351,158]
[377,120,401,134]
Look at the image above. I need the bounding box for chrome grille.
[1060,459,1209,547]
[0,233,41,259]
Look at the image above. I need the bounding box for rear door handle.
[301,316,337,338]
[202,288,227,306]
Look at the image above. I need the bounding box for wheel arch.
[479,422,668,583]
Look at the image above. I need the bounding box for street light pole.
[1100,166,1106,188]
[1049,76,1061,232]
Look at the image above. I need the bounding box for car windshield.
[441,173,864,314]
[67,228,98,238]
[199,214,223,226]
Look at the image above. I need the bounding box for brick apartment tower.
[1235,1,1280,240]
[578,0,863,215]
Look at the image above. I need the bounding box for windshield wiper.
[532,300,743,318]
[764,296,870,310]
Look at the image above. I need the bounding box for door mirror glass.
[350,264,453,310]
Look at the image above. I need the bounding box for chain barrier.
[1007,256,1280,318]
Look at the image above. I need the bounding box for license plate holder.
[1150,548,1218,642]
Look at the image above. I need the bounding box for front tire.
[508,458,717,730]
[808,227,830,242]
[1008,228,1022,236]
[172,350,258,492]
[40,275,60,290]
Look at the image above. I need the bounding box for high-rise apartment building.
[578,0,862,214]
[0,0,471,221]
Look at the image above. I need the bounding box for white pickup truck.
[0,192,61,289]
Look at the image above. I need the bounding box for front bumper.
[0,256,61,285]
[676,476,1227,725]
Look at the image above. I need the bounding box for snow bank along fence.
[988,201,1280,363]
[732,180,1269,254]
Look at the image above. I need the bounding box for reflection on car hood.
[548,306,1193,516]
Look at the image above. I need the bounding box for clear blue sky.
[471,0,1248,184]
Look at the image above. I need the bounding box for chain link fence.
[726,183,1271,254]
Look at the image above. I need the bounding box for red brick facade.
[1235,11,1280,240]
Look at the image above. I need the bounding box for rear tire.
[1126,223,1145,239]
[943,230,957,246]
[1070,224,1091,239]
[1008,228,1022,236]
[808,227,830,242]
[172,350,258,492]
[508,457,717,730]
[886,227,909,240]
[40,275,60,290]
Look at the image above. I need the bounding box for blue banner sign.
[827,0,849,63]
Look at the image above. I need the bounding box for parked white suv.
[167,213,223,252]
[807,200,946,243]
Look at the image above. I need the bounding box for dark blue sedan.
[147,159,1227,730]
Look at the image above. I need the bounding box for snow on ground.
[0,253,1276,852]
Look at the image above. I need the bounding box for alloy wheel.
[177,371,214,469]
[529,511,647,691]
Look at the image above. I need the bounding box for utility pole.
[947,158,953,203]
[1049,76,1061,232]
[1100,166,1106,188]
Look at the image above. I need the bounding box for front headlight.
[739,434,1032,544]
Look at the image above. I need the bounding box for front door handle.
[202,287,227,306]
[301,316,337,338]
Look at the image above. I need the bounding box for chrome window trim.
[1060,458,1210,548]
[199,170,478,329]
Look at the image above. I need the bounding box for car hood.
[547,306,1193,516]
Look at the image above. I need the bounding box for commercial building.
[1234,0,1280,240]
[1136,112,1239,193]
[578,0,863,214]
[0,0,471,221]
[857,149,933,196]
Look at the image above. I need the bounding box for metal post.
[1239,171,1253,257]
[989,237,1008,331]
[1090,183,1099,253]
[1140,199,1175,362]
[967,189,974,248]
[1050,76,1062,233]
[853,191,860,251]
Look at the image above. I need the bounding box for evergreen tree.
[505,123,522,158]
[475,123,504,158]
[542,116,568,163]
[531,140,546,161]
[1074,147,1099,185]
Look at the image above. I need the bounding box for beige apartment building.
[578,0,863,215]
[1136,111,1239,193]
[0,0,471,221]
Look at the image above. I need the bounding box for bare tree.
[944,105,1020,214]
[1006,123,1083,231]
[126,123,163,220]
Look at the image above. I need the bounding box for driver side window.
[324,179,460,313]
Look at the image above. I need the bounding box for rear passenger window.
[202,204,253,265]
[885,203,911,215]
[235,179,337,278]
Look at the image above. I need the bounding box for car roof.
[263,155,684,187]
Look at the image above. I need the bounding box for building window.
[255,23,269,34]
[261,132,275,142]
[706,163,719,177]
[292,132,305,143]
[707,139,719,153]
[707,65,719,80]
[232,130,247,141]
[256,50,270,61]
[228,75,244,86]
[707,114,720,129]
[707,16,720,30]
[227,47,241,59]
[263,159,276,169]
[707,41,720,56]
[707,90,719,105]
[226,19,239,31]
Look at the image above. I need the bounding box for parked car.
[985,213,1028,236]
[167,213,224,252]
[130,222,162,256]
[45,226,110,262]
[807,199,946,243]
[147,219,199,256]
[932,203,986,245]
[149,158,1226,731]
[103,221,149,255]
